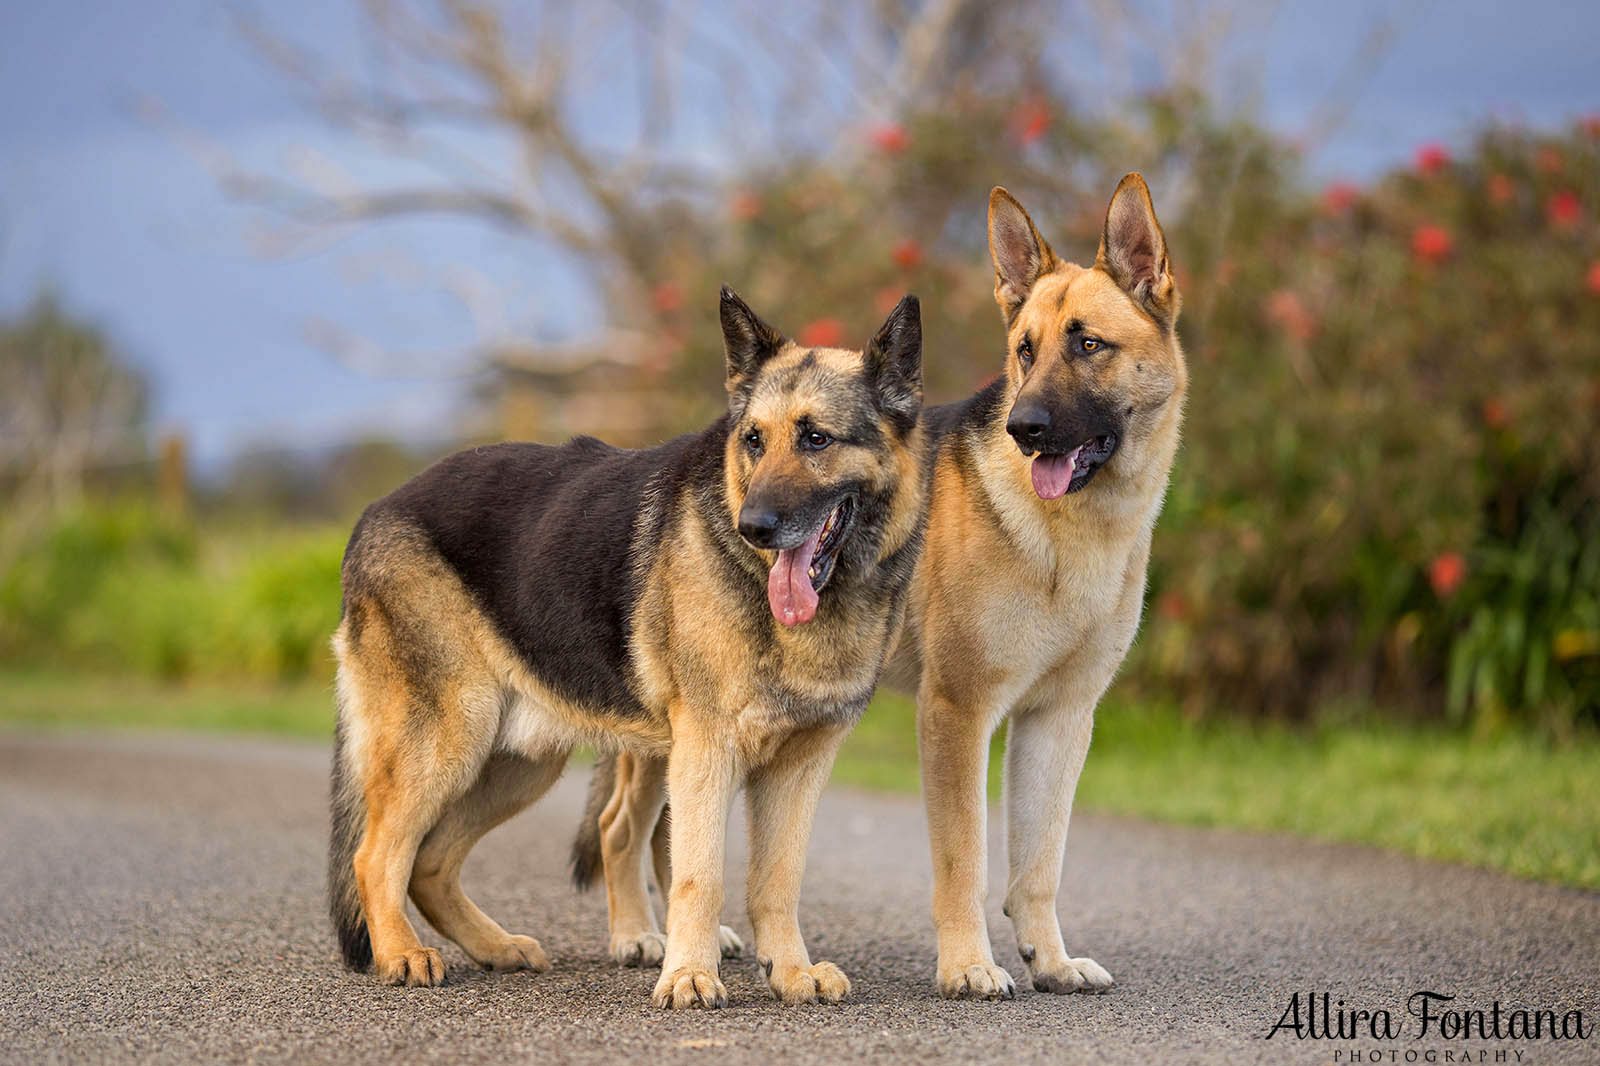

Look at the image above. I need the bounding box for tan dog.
[329,287,928,1008]
[895,173,1187,998]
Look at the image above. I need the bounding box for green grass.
[836,690,1600,891]
[3,671,1596,890]
[0,671,335,737]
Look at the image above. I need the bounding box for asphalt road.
[3,731,1597,1066]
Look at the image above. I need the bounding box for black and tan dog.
[577,175,1186,1001]
[328,286,927,1008]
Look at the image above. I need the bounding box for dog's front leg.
[652,714,739,1009]
[745,723,853,1005]
[919,684,1015,1000]
[1002,698,1114,994]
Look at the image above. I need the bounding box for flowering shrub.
[1142,122,1600,729]
[519,100,1600,729]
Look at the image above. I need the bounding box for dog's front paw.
[719,924,744,959]
[936,960,1015,1000]
[375,946,446,987]
[765,959,851,1005]
[653,966,728,1009]
[1021,947,1113,994]
[610,929,666,967]
[476,933,549,973]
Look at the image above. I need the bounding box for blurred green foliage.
[1436,484,1600,731]
[0,502,344,682]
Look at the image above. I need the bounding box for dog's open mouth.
[1030,435,1118,500]
[766,497,855,627]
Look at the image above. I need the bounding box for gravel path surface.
[3,730,1596,1065]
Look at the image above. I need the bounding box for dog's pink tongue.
[767,528,822,627]
[1030,447,1081,500]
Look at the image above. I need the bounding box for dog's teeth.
[808,566,816,578]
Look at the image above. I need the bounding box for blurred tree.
[195,0,1288,442]
[214,436,450,521]
[0,294,148,563]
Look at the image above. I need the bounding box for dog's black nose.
[738,506,781,547]
[1006,403,1051,445]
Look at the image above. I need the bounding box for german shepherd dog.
[899,174,1186,999]
[576,175,1186,1002]
[328,287,927,1009]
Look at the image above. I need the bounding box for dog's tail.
[328,707,373,970]
[569,752,616,892]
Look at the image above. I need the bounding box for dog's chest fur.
[895,407,1175,715]
[629,500,899,764]
[983,448,1157,682]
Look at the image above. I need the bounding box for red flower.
[870,124,910,154]
[1414,143,1450,175]
[1537,146,1565,174]
[1487,174,1514,205]
[1321,182,1360,215]
[1583,115,1600,138]
[1411,224,1454,265]
[798,318,846,347]
[1481,397,1508,429]
[1428,552,1467,598]
[1012,98,1050,145]
[729,191,762,220]
[891,238,923,270]
[1547,190,1581,229]
[1157,592,1191,622]
[1264,289,1316,342]
[650,281,684,314]
[1588,261,1600,296]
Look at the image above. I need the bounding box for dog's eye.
[745,429,762,452]
[1082,337,1102,353]
[803,430,832,450]
[1016,338,1034,371]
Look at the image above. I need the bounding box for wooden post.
[158,432,188,518]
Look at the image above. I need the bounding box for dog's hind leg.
[600,751,669,966]
[410,751,565,972]
[348,681,493,988]
[1002,695,1114,994]
[649,806,670,903]
[744,722,853,1005]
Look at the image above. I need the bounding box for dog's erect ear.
[988,187,1057,323]
[864,293,923,431]
[720,285,785,390]
[1096,173,1179,329]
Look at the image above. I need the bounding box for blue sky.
[2,0,1596,469]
